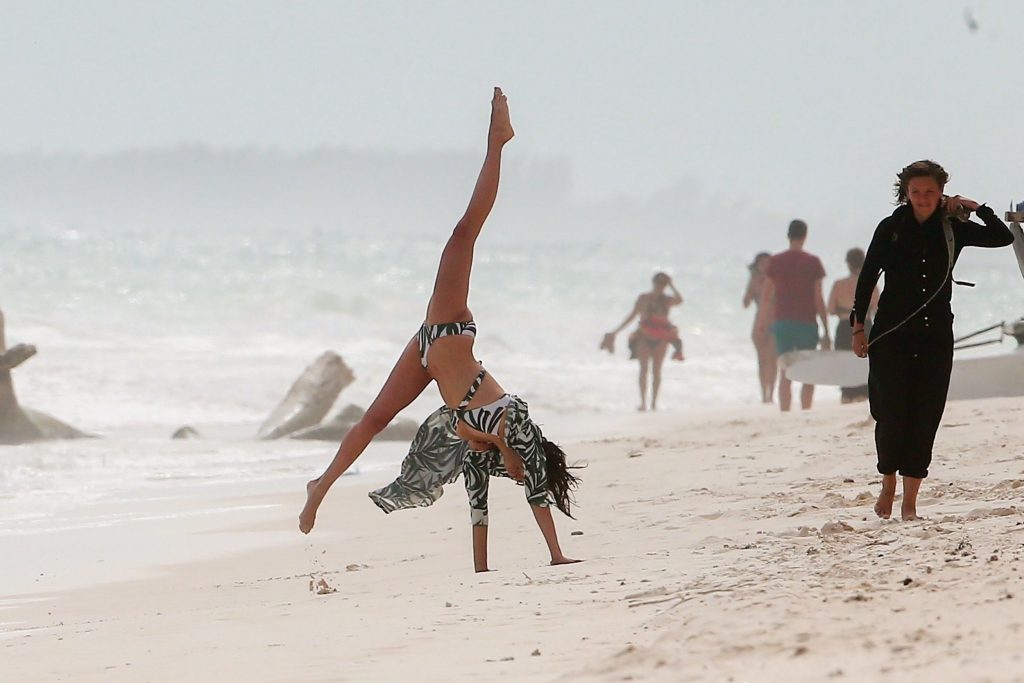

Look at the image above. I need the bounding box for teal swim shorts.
[772,320,819,355]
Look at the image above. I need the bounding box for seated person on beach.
[300,88,580,569]
[601,272,684,411]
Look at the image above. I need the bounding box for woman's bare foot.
[551,556,582,566]
[874,474,896,519]
[873,493,894,519]
[299,479,323,534]
[489,87,514,147]
[901,506,920,521]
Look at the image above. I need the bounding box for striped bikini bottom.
[452,365,510,436]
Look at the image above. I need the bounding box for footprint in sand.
[963,506,1019,521]
[820,520,856,535]
[309,576,337,595]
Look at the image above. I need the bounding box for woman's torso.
[746,273,766,307]
[639,292,672,322]
[871,210,957,337]
[426,335,507,410]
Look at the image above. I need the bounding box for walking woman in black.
[851,160,1013,520]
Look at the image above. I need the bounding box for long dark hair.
[542,438,582,518]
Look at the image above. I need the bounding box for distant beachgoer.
[601,272,684,411]
[743,251,775,403]
[827,248,879,403]
[852,160,1012,521]
[755,220,831,411]
[299,88,580,569]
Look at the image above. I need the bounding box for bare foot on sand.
[874,474,896,519]
[901,506,921,522]
[874,493,894,519]
[551,556,582,567]
[489,87,514,147]
[299,479,323,534]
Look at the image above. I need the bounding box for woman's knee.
[448,222,478,250]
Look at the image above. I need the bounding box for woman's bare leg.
[650,341,669,411]
[636,347,651,411]
[754,334,775,402]
[472,525,490,572]
[530,505,581,566]
[764,343,778,403]
[425,87,514,324]
[901,476,922,521]
[299,338,431,533]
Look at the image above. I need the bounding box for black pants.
[867,328,953,479]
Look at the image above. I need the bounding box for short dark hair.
[894,160,949,203]
[787,219,807,240]
[845,247,865,271]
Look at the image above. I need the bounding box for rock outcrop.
[258,351,355,440]
[0,310,89,445]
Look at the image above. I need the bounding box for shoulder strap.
[943,213,975,287]
[942,214,955,273]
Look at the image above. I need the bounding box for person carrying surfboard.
[755,220,831,411]
[851,160,1013,521]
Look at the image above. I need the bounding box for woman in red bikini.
[601,272,684,411]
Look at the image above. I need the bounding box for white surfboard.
[780,350,867,386]
[782,347,1024,401]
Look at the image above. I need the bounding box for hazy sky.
[2,1,1022,216]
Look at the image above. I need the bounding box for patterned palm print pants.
[368,396,551,526]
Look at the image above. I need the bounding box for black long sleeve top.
[853,203,1012,337]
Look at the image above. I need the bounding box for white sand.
[3,398,1024,682]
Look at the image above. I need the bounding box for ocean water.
[1,219,1022,532]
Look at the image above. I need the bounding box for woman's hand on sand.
[852,329,868,358]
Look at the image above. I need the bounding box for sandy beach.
[2,397,1022,683]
